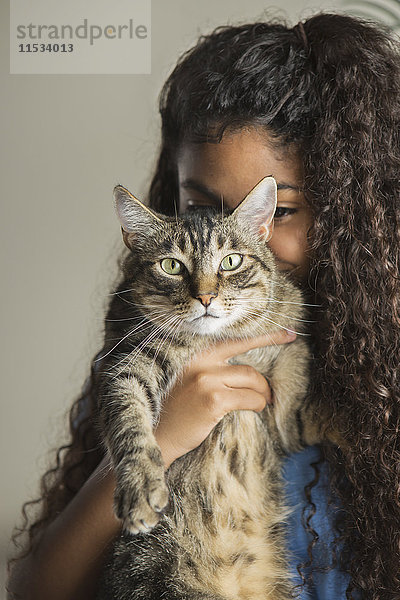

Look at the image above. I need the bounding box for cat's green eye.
[160,258,183,275]
[220,254,243,271]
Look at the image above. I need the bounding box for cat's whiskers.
[104,315,151,323]
[239,307,286,328]
[159,320,184,370]
[150,319,185,377]
[96,318,153,362]
[112,297,174,315]
[229,314,284,349]
[173,197,179,226]
[102,313,172,344]
[110,322,171,381]
[266,298,319,307]
[263,310,314,323]
[100,310,179,366]
[235,301,314,323]
[235,296,316,308]
[127,300,175,310]
[237,307,308,336]
[120,313,185,381]
[150,315,183,372]
[94,457,114,481]
[115,294,141,308]
[123,329,175,382]
[263,279,303,293]
[108,288,136,296]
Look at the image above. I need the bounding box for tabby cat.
[96,177,328,600]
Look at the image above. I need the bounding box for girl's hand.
[154,330,296,468]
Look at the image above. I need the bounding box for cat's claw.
[114,470,169,535]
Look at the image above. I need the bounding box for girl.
[8,12,400,600]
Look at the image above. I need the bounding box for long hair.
[10,13,400,599]
[149,14,400,597]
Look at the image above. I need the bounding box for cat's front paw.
[114,454,169,534]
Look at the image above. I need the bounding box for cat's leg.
[96,359,169,534]
[266,338,321,452]
[268,339,344,453]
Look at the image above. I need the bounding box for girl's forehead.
[176,128,303,210]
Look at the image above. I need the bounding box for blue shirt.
[283,446,351,598]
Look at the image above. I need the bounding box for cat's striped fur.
[96,178,327,600]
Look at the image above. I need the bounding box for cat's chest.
[229,344,281,375]
[167,411,286,600]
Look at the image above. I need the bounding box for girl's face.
[177,127,313,283]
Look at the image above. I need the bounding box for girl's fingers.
[220,364,271,399]
[198,386,269,421]
[190,364,272,405]
[222,388,268,413]
[201,330,296,363]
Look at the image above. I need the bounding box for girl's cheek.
[268,237,290,264]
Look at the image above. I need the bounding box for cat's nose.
[196,293,218,307]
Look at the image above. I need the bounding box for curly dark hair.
[148,15,400,596]
[10,12,400,600]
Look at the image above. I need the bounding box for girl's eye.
[220,254,243,271]
[274,207,297,219]
[160,258,183,275]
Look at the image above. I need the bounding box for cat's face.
[114,178,280,338]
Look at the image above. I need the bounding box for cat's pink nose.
[196,293,218,307]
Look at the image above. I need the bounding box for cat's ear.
[114,185,163,249]
[232,177,277,241]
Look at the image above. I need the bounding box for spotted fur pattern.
[95,179,326,599]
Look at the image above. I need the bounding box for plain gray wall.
[3,0,391,595]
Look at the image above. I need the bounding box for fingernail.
[285,329,297,340]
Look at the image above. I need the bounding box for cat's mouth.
[194,306,221,320]
[182,307,239,336]
[192,312,219,321]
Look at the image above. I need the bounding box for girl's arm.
[7,453,120,600]
[7,331,295,600]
